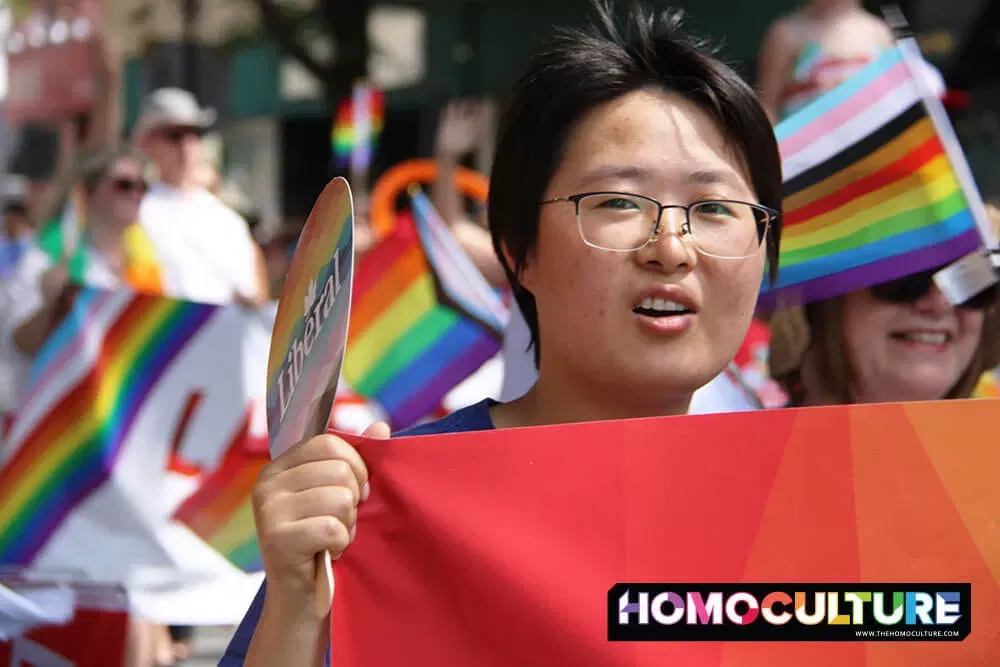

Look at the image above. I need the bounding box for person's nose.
[634,207,697,274]
[913,284,955,316]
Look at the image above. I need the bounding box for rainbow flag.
[343,193,507,430]
[0,287,216,564]
[759,44,988,309]
[172,406,268,573]
[331,84,385,172]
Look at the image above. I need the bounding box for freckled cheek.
[702,264,761,329]
[561,256,618,324]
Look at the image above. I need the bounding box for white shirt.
[499,302,760,413]
[139,184,259,305]
[498,301,536,402]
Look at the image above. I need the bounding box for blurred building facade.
[112,0,811,224]
[4,0,999,227]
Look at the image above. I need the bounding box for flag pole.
[882,4,1000,260]
[348,79,372,200]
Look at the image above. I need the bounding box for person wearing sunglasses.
[4,150,155,358]
[221,2,783,665]
[133,87,269,310]
[768,250,1000,406]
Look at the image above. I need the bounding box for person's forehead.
[111,156,141,171]
[104,159,142,177]
[560,89,748,186]
[577,89,726,141]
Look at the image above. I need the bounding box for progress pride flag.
[331,399,1000,666]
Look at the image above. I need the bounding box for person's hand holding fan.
[252,177,389,619]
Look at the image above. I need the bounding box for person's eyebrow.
[687,169,741,188]
[577,165,653,189]
[578,166,742,191]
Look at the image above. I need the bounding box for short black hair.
[487,0,783,368]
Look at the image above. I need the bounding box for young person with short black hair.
[222,2,783,665]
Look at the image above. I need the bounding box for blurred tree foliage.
[253,0,373,107]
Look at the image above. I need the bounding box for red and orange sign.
[332,398,1000,665]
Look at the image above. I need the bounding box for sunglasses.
[111,178,147,195]
[870,268,998,310]
[160,126,203,143]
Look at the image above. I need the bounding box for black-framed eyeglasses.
[539,191,777,259]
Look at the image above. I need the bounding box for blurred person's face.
[519,88,770,408]
[142,125,203,184]
[92,158,146,231]
[194,162,221,194]
[842,274,988,403]
[3,202,33,240]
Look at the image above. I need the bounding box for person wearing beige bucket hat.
[131,87,269,308]
[769,204,1000,407]
[133,87,218,138]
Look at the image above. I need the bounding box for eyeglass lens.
[574,193,766,257]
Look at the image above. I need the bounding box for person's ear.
[502,241,537,294]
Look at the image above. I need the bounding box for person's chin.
[885,373,956,403]
[628,357,715,396]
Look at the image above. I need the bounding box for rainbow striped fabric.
[172,406,268,573]
[172,388,393,573]
[343,190,508,429]
[331,84,385,172]
[0,288,216,564]
[760,45,984,308]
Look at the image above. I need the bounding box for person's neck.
[87,219,128,270]
[160,172,201,193]
[496,361,692,429]
[847,384,926,406]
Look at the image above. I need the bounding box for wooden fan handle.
[315,550,334,617]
